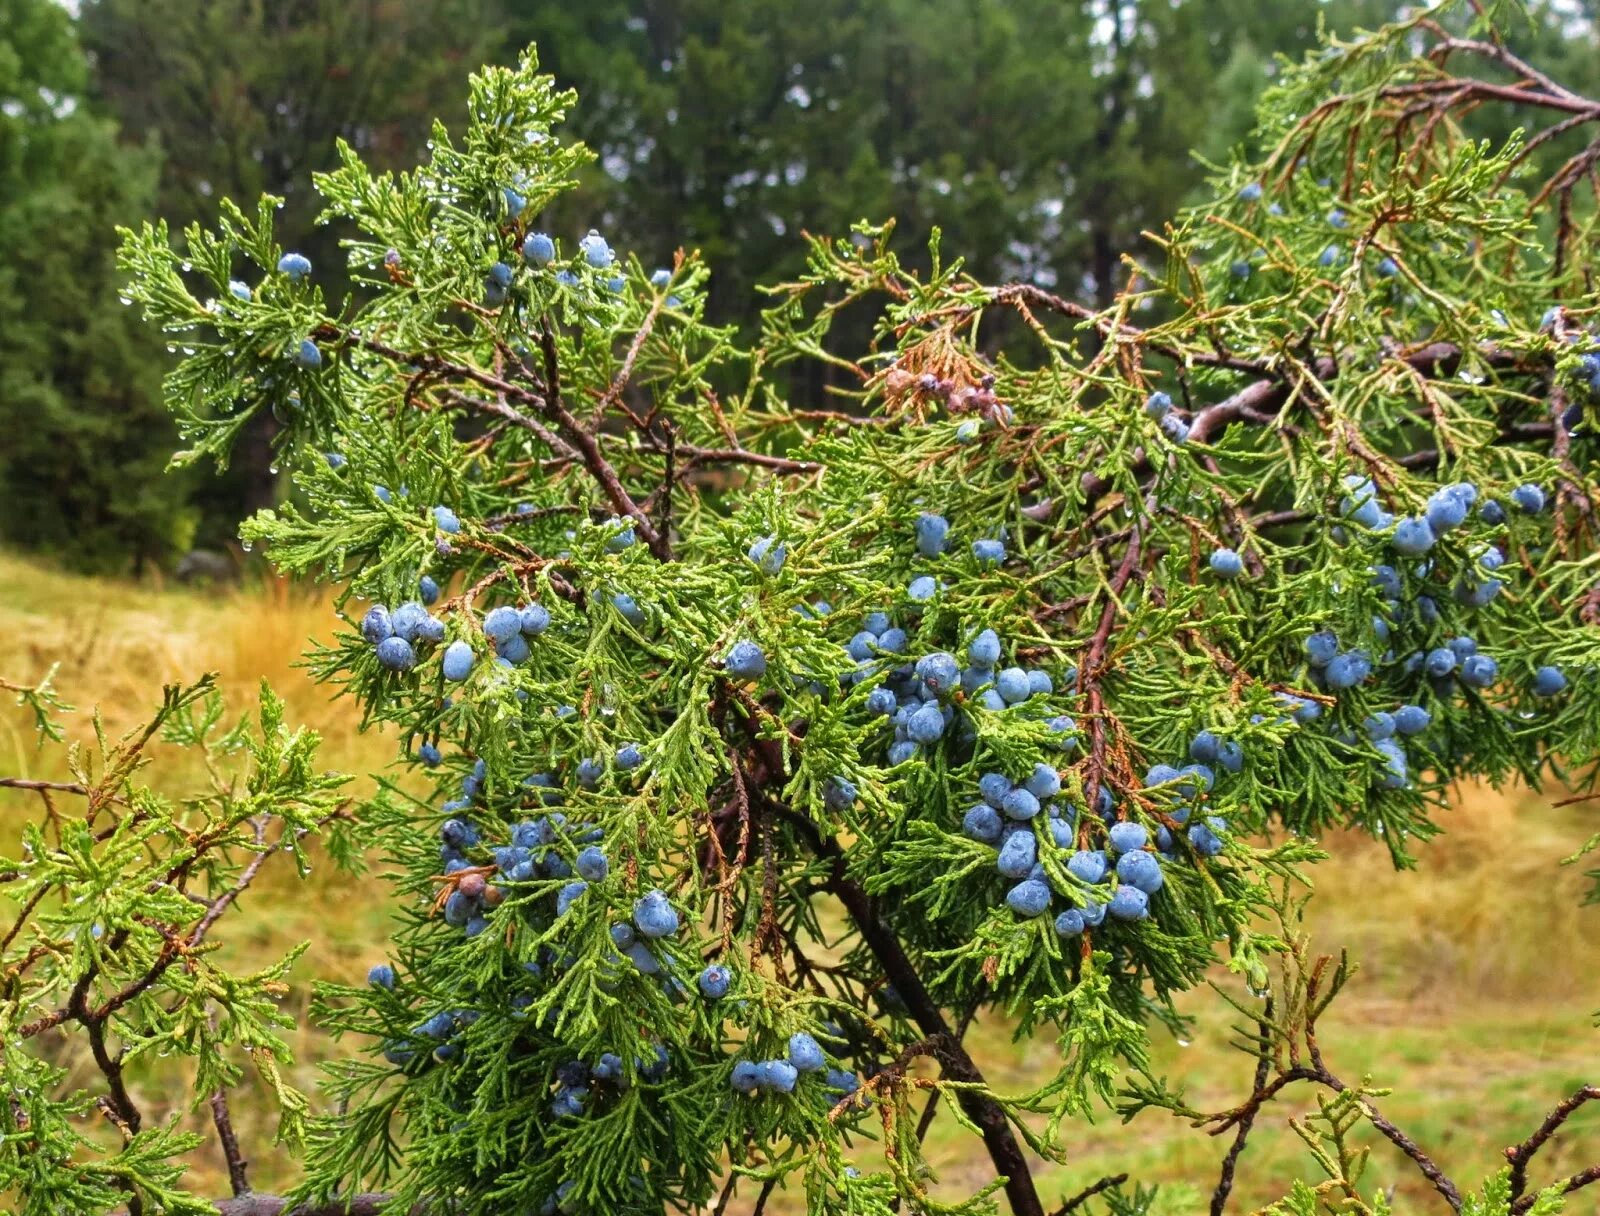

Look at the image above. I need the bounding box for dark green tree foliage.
[503,0,1400,317]
[77,0,502,528]
[0,0,187,571]
[79,4,1600,1213]
[80,0,501,266]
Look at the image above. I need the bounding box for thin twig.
[1211,999,1275,1216]
[211,1088,250,1197]
[1506,1085,1600,1204]
[1052,1173,1130,1215]
[0,777,90,794]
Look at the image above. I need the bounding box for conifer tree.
[6,2,1600,1214]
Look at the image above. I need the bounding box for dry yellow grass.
[0,551,400,1198]
[0,550,390,768]
[2,549,1596,1213]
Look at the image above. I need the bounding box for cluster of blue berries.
[1298,472,1572,783]
[1287,472,1573,778]
[440,866,498,937]
[1142,390,1191,445]
[1055,818,1174,933]
[842,514,1075,767]
[729,1031,857,1099]
[427,762,584,932]
[361,600,448,672]
[548,1042,670,1121]
[488,214,670,309]
[431,775,693,1002]
[961,763,1090,922]
[358,590,558,680]
[696,967,862,1098]
[911,511,1007,576]
[575,741,648,791]
[474,600,551,670]
[498,225,619,304]
[960,727,1238,936]
[748,534,788,576]
[1137,735,1238,859]
[262,254,321,368]
[862,633,1067,766]
[387,1005,481,1065]
[1345,477,1543,573]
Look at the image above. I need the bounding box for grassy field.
[2,548,1596,1213]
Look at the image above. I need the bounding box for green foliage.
[0,674,353,1215]
[77,0,506,539]
[1462,1171,1569,1216]
[82,2,1600,1213]
[3,665,72,741]
[505,0,1402,319]
[0,0,190,571]
[18,0,1600,570]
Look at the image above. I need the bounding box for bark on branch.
[778,808,1045,1216]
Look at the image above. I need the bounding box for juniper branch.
[781,808,1045,1216]
[1512,1164,1600,1215]
[1199,959,1463,1212]
[332,329,670,558]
